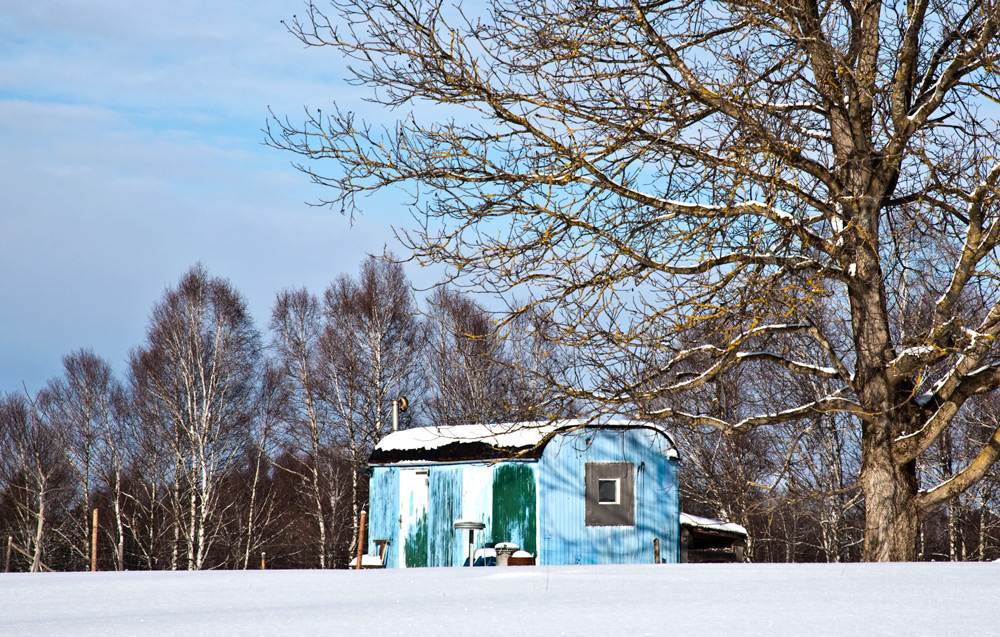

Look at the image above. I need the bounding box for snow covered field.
[2,563,995,636]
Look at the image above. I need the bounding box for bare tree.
[271,0,1000,560]
[424,287,575,424]
[424,287,516,425]
[234,362,283,570]
[320,256,424,539]
[116,388,174,570]
[0,393,65,571]
[270,289,339,567]
[128,265,262,570]
[38,350,128,570]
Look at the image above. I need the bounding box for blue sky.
[0,0,435,392]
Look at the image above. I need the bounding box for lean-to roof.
[680,512,748,537]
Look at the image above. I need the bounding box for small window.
[597,478,620,504]
[585,462,634,526]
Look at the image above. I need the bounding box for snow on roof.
[369,419,677,465]
[680,512,748,537]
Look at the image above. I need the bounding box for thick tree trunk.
[860,432,920,561]
[846,193,924,561]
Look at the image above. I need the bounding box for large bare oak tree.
[270,0,1000,560]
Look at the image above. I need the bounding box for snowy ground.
[1,563,995,636]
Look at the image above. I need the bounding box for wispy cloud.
[0,1,431,392]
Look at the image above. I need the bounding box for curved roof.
[369,419,678,466]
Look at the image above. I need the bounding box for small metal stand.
[453,520,486,566]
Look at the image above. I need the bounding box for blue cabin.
[366,419,679,567]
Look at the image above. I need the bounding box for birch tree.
[0,393,65,571]
[118,389,175,570]
[424,288,575,424]
[38,350,128,570]
[321,256,424,535]
[129,265,262,570]
[271,0,1000,560]
[270,289,338,567]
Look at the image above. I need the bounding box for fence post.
[355,510,367,569]
[91,508,99,572]
[5,536,11,573]
[261,551,266,570]
[653,538,661,564]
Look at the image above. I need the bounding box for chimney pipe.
[391,396,408,432]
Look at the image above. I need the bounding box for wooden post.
[8,540,54,572]
[680,528,690,563]
[653,538,661,564]
[117,540,124,571]
[5,536,12,573]
[260,551,266,570]
[355,510,367,569]
[91,509,99,572]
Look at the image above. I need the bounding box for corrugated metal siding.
[399,469,430,567]
[428,467,463,567]
[538,428,678,565]
[368,467,400,568]
[428,463,540,567]
[370,427,677,568]
[490,464,538,556]
[371,461,541,567]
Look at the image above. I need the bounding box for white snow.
[768,207,793,221]
[963,328,988,348]
[734,352,838,377]
[352,554,385,568]
[374,419,678,459]
[680,512,748,536]
[2,563,998,636]
[376,421,559,452]
[898,345,935,358]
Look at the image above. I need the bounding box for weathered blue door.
[398,469,429,567]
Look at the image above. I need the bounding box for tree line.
[4,256,1000,570]
[0,258,562,571]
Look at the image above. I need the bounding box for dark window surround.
[585,462,634,526]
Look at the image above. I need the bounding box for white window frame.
[597,478,621,505]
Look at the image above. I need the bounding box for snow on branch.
[605,323,852,406]
[735,351,840,379]
[646,394,864,434]
[896,363,1000,464]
